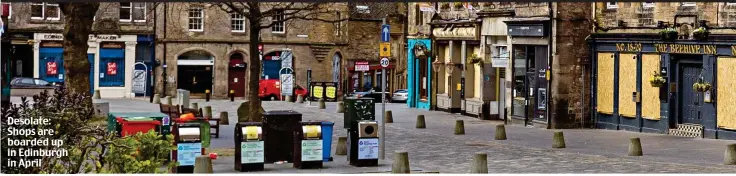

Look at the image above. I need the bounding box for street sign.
[281,50,293,68]
[379,42,391,57]
[355,61,369,71]
[380,57,389,68]
[381,25,390,42]
[280,74,294,96]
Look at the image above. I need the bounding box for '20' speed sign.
[380,57,389,68]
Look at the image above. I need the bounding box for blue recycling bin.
[321,121,334,162]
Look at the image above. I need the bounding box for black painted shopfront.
[591,34,736,140]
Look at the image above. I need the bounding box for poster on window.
[107,62,118,75]
[46,62,58,75]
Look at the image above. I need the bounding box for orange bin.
[116,117,162,137]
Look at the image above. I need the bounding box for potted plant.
[659,27,678,41]
[454,2,464,10]
[693,27,709,40]
[649,71,666,87]
[440,2,451,10]
[692,78,712,92]
[468,54,483,65]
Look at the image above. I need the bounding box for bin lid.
[109,112,168,118]
[126,117,154,121]
[321,121,334,125]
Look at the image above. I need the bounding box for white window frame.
[271,9,285,34]
[2,2,11,19]
[120,3,146,22]
[188,7,204,32]
[334,11,342,36]
[606,2,618,9]
[727,2,736,6]
[681,2,696,7]
[230,12,245,33]
[642,2,655,8]
[31,2,59,21]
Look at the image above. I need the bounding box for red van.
[259,79,309,100]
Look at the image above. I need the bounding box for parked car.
[349,89,390,103]
[391,89,408,102]
[258,79,308,101]
[10,77,61,89]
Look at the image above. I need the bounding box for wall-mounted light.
[432,57,444,72]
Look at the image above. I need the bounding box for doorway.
[228,53,247,97]
[177,50,214,95]
[676,59,704,125]
[511,45,548,126]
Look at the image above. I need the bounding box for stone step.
[668,123,703,138]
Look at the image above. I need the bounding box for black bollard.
[205,89,211,102]
[229,90,235,102]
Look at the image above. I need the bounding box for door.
[229,54,247,97]
[678,64,703,124]
[178,65,213,94]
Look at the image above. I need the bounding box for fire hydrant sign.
[240,141,265,164]
[46,62,58,75]
[357,138,379,159]
[177,143,202,166]
[107,62,118,75]
[300,140,323,161]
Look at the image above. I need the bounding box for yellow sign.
[653,43,717,55]
[380,42,391,57]
[313,86,324,98]
[304,125,320,138]
[326,86,336,99]
[244,126,260,140]
[616,43,642,52]
[456,83,462,91]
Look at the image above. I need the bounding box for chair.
[181,107,220,138]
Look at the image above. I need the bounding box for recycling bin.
[293,121,323,169]
[321,121,334,162]
[173,123,203,173]
[108,112,171,136]
[343,97,376,130]
[263,110,302,163]
[115,117,161,137]
[235,122,265,172]
[348,120,379,167]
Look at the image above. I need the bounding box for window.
[231,12,245,32]
[31,2,60,20]
[606,2,618,9]
[120,2,147,22]
[2,2,11,19]
[728,2,736,6]
[642,2,655,8]
[188,7,204,31]
[681,2,696,7]
[271,9,285,33]
[334,12,342,36]
[415,5,424,26]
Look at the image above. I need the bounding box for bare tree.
[58,3,99,99]
[212,2,347,122]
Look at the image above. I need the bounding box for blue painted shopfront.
[39,47,64,83]
[98,48,125,87]
[407,39,432,110]
[136,35,155,97]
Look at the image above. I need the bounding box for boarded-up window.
[597,53,614,114]
[718,57,736,130]
[641,54,661,120]
[618,54,637,117]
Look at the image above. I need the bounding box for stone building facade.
[591,2,736,139]
[155,3,349,98]
[5,2,156,98]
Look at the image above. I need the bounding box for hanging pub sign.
[107,62,118,75]
[46,62,58,75]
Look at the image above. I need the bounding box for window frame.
[642,2,655,8]
[606,2,618,9]
[31,2,59,21]
[231,12,245,33]
[271,9,285,34]
[120,3,147,22]
[334,11,342,36]
[188,7,204,32]
[727,2,736,6]
[681,2,696,7]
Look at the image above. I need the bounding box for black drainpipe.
[547,2,554,129]
[162,3,168,96]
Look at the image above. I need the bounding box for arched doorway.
[177,50,214,95]
[228,53,247,97]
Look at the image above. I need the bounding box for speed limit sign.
[380,57,389,68]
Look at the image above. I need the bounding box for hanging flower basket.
[453,2,465,10]
[659,28,678,41]
[692,78,712,92]
[649,71,666,87]
[440,3,451,10]
[693,27,709,40]
[468,54,483,65]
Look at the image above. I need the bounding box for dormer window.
[606,2,618,9]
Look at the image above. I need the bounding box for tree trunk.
[246,4,263,122]
[59,3,99,99]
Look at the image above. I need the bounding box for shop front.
[431,19,481,114]
[33,33,138,98]
[407,38,432,110]
[346,60,394,94]
[592,34,736,140]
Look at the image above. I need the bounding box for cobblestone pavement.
[19,97,736,173]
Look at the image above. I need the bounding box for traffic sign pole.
[379,18,387,161]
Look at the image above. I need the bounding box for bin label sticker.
[244,126,260,140]
[162,115,170,126]
[358,138,379,160]
[241,141,264,164]
[303,125,320,138]
[177,143,202,166]
[301,140,323,161]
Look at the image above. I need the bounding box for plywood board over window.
[618,53,637,118]
[717,57,736,130]
[597,52,615,114]
[641,54,661,120]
